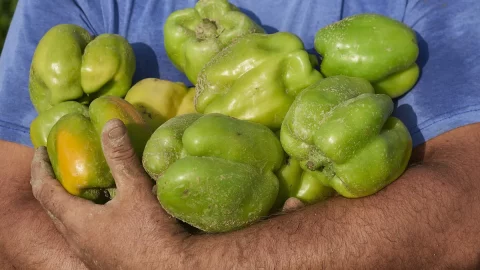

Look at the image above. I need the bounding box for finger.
[101,119,153,197]
[31,147,94,226]
[282,197,305,213]
[46,209,68,235]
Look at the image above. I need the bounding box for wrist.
[143,229,194,269]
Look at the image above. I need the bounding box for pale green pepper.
[196,32,323,130]
[315,13,419,98]
[164,0,265,84]
[29,24,136,113]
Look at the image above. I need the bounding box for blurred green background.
[1,0,19,54]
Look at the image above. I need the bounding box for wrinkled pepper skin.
[29,24,136,113]
[46,96,151,201]
[273,157,336,210]
[280,76,412,198]
[314,13,419,98]
[124,78,196,132]
[164,0,265,84]
[196,32,323,129]
[142,113,283,233]
[30,101,89,148]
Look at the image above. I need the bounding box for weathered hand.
[30,118,306,269]
[28,119,480,269]
[30,119,190,269]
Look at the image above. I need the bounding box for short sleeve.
[3,0,477,149]
[0,0,99,146]
[393,0,480,147]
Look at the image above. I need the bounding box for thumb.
[282,197,305,213]
[101,119,153,198]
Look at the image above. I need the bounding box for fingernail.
[108,125,125,139]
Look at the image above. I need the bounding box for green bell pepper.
[164,0,265,84]
[29,24,136,113]
[142,113,284,233]
[314,13,419,98]
[280,76,412,198]
[196,32,323,129]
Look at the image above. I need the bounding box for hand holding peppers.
[28,10,418,235]
[46,96,151,201]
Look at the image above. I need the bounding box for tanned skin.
[3,120,480,269]
[0,140,86,269]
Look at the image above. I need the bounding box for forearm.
[0,252,14,270]
[184,127,480,269]
[1,197,86,269]
[0,141,86,270]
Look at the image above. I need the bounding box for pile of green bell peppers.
[28,0,419,233]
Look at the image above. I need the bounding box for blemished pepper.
[142,113,284,233]
[280,76,412,198]
[164,0,265,84]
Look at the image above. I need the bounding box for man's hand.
[31,119,480,269]
[31,119,190,269]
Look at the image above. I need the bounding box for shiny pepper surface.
[29,24,136,113]
[124,78,197,132]
[196,32,323,130]
[46,96,151,201]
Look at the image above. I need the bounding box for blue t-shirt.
[0,0,479,148]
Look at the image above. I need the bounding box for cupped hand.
[30,119,305,269]
[30,119,191,269]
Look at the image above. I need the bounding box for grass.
[0,0,19,54]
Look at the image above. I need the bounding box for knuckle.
[108,144,137,162]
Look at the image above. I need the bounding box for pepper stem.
[195,18,218,40]
[305,157,335,178]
